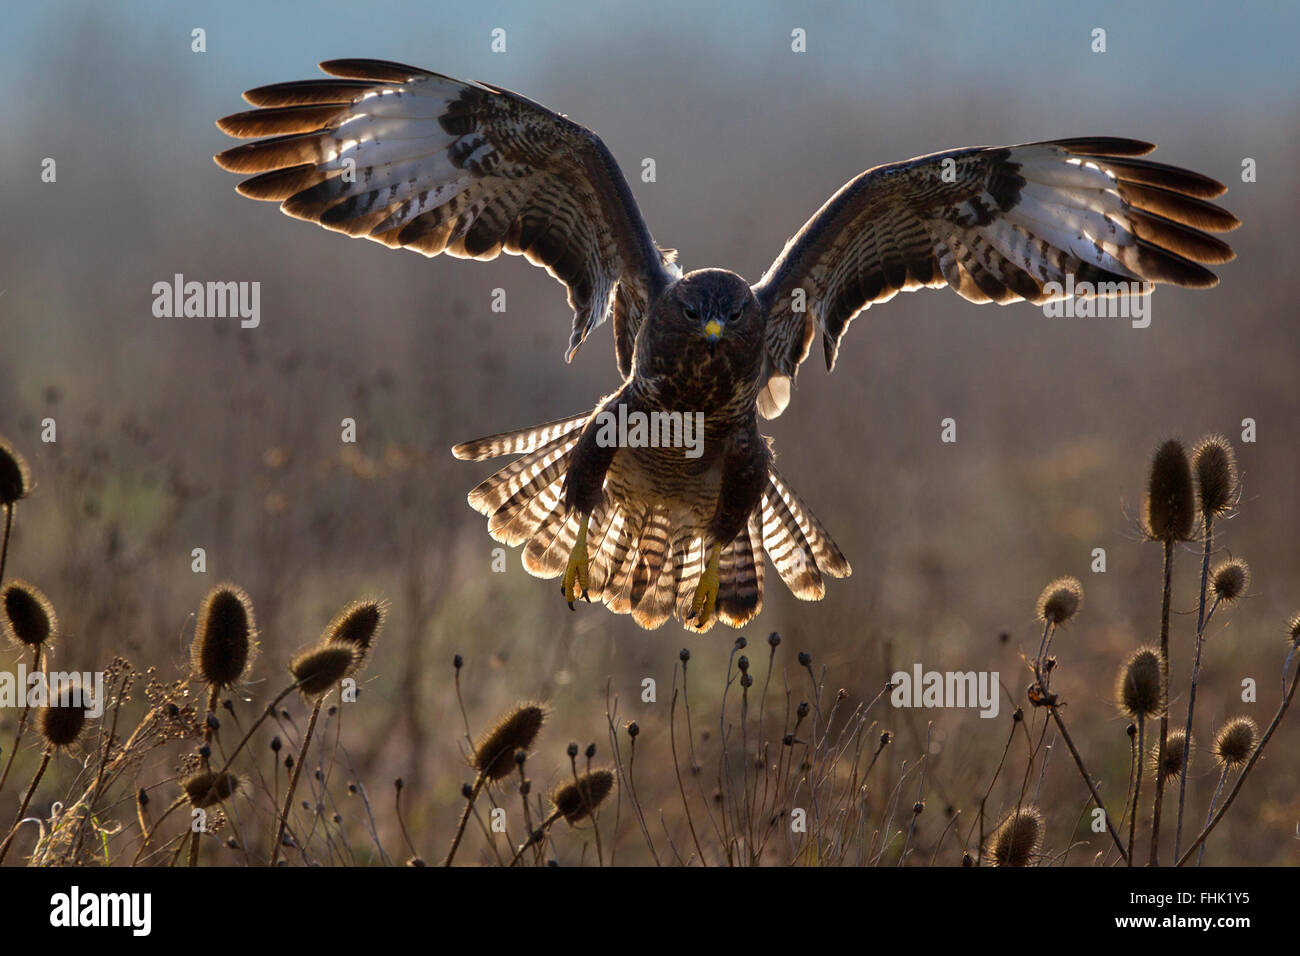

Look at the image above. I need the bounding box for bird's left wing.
[751,138,1239,418]
[215,59,677,373]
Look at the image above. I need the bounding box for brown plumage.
[215,59,1238,631]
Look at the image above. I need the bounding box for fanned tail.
[759,467,852,600]
[454,424,851,630]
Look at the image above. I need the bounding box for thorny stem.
[1048,705,1128,864]
[1175,584,1220,861]
[441,773,484,866]
[509,809,562,866]
[69,670,129,863]
[0,644,41,796]
[669,686,706,865]
[1128,716,1144,866]
[1149,538,1174,866]
[1177,658,1299,866]
[0,502,13,588]
[271,698,323,865]
[0,746,52,864]
[1196,767,1229,867]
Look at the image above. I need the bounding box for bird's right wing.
[752,138,1239,418]
[215,59,678,374]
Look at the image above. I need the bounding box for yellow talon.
[562,513,591,609]
[688,542,722,628]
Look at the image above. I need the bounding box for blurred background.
[1,0,1297,864]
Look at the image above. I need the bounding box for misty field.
[1,1,1297,867]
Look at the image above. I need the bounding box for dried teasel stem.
[0,439,32,588]
[1148,538,1175,865]
[1177,664,1298,866]
[1174,591,1220,861]
[1143,439,1194,866]
[270,698,323,866]
[1046,706,1129,864]
[0,503,12,591]
[442,703,545,866]
[0,746,52,864]
[1128,715,1145,866]
[0,644,39,796]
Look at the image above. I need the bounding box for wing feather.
[752,138,1239,417]
[215,59,676,369]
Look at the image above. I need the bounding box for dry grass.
[0,429,1294,867]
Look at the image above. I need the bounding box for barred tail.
[759,467,852,600]
[452,422,850,631]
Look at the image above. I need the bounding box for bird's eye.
[683,305,699,320]
[730,307,743,321]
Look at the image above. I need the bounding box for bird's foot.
[686,542,722,629]
[561,512,591,609]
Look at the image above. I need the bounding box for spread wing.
[214,59,678,374]
[751,138,1239,418]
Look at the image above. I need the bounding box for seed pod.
[551,769,615,824]
[2,581,56,648]
[989,806,1043,867]
[182,771,241,808]
[1115,647,1164,720]
[290,645,357,699]
[37,676,88,747]
[1151,730,1189,782]
[1144,440,1195,542]
[1210,559,1249,604]
[1036,577,1083,625]
[0,439,31,504]
[324,599,386,669]
[1212,717,1257,769]
[1191,435,1237,518]
[472,704,546,780]
[192,585,255,688]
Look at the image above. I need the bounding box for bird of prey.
[214,58,1238,632]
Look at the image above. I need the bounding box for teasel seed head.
[289,645,358,699]
[191,584,255,689]
[1115,647,1164,720]
[1212,716,1257,769]
[1036,576,1083,626]
[1287,613,1300,647]
[1191,435,1237,518]
[472,703,546,781]
[323,598,387,669]
[37,676,88,748]
[1152,730,1189,782]
[551,769,615,824]
[1210,558,1249,605]
[0,439,31,505]
[182,770,241,808]
[988,806,1043,867]
[2,580,57,648]
[1144,439,1196,542]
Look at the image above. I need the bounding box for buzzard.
[214,59,1238,631]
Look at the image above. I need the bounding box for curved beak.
[703,319,723,350]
